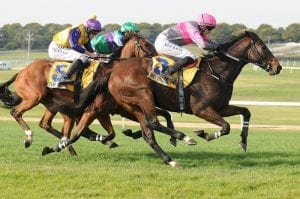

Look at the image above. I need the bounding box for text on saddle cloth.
[47,60,100,91]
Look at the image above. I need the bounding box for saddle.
[47,60,100,102]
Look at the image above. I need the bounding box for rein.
[205,60,233,87]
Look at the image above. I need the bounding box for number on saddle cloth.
[152,56,176,75]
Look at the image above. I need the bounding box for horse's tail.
[48,72,111,116]
[0,73,22,108]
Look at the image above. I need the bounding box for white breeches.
[48,41,87,61]
[154,34,196,60]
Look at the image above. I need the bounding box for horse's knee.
[222,123,231,135]
[241,108,251,121]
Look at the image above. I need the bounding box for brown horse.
[50,31,282,167]
[0,32,172,155]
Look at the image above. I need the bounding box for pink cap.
[197,13,217,27]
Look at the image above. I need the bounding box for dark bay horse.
[0,32,172,155]
[53,31,281,167]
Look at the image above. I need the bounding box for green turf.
[0,122,299,199]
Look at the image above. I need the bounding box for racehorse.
[50,31,282,167]
[0,32,175,155]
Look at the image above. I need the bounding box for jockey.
[154,13,218,76]
[91,22,139,61]
[48,16,103,82]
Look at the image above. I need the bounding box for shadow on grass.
[93,150,300,168]
[168,151,300,168]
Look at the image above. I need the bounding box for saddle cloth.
[47,60,100,91]
[148,55,199,89]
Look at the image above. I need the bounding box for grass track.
[0,121,299,199]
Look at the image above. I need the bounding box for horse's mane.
[217,30,258,51]
[123,31,140,43]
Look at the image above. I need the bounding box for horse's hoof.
[109,142,119,148]
[42,147,51,156]
[183,136,197,145]
[24,140,32,148]
[169,137,177,147]
[67,146,78,156]
[187,139,197,145]
[122,129,133,137]
[168,161,183,169]
[240,142,247,152]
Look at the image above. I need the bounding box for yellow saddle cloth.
[47,60,100,91]
[148,55,199,89]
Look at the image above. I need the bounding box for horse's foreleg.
[194,107,231,142]
[121,107,178,146]
[219,105,251,152]
[155,108,177,145]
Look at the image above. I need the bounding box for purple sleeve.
[84,42,94,53]
[69,28,85,53]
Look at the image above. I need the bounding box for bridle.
[247,40,270,71]
[132,35,156,58]
[222,37,271,72]
[204,34,272,85]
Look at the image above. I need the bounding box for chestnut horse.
[50,31,282,167]
[0,32,173,155]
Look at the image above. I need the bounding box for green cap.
[120,22,139,33]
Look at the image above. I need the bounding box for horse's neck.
[205,56,245,84]
[210,37,251,83]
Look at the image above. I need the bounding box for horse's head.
[224,31,282,75]
[121,32,157,58]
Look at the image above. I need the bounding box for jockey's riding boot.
[62,59,84,82]
[164,56,194,76]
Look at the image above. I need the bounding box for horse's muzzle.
[268,64,282,75]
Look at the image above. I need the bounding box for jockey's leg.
[164,56,194,75]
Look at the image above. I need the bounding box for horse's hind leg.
[39,109,77,156]
[10,100,38,148]
[95,114,118,148]
[79,113,119,148]
[122,108,178,146]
